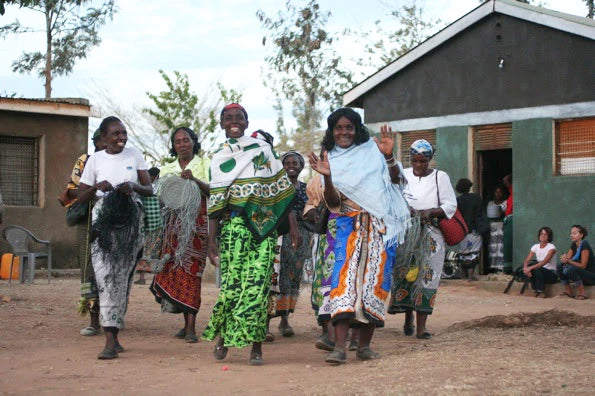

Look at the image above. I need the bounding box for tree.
[352,0,441,73]
[585,0,594,18]
[92,70,242,166]
[0,0,115,98]
[257,0,353,156]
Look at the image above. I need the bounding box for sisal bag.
[435,170,469,246]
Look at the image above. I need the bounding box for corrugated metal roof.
[0,97,90,106]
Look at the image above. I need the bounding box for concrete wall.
[512,118,595,269]
[434,126,469,190]
[0,110,88,268]
[360,13,595,123]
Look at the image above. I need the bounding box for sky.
[0,0,590,150]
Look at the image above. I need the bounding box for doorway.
[476,149,512,201]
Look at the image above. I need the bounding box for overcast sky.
[0,0,589,142]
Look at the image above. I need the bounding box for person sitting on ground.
[522,227,557,298]
[455,178,487,281]
[558,225,594,300]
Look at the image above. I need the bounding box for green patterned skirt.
[202,216,276,348]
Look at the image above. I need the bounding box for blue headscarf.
[410,139,434,158]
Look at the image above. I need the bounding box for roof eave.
[0,97,96,118]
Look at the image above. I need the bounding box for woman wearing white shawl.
[309,108,410,364]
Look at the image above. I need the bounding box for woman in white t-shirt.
[78,116,153,359]
[522,227,558,297]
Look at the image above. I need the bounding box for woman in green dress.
[202,103,298,365]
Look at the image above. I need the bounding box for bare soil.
[1,277,594,395]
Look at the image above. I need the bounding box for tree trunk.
[44,3,52,99]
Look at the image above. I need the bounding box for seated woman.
[522,227,557,297]
[557,225,595,300]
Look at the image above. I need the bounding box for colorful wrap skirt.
[202,216,276,348]
[389,224,445,315]
[330,211,396,327]
[150,197,208,315]
[269,223,311,317]
[310,214,337,324]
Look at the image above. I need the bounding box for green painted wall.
[512,119,595,269]
[435,126,468,190]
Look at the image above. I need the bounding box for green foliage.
[353,1,441,72]
[257,0,353,156]
[143,70,242,163]
[0,0,115,97]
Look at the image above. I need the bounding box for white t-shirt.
[530,243,557,271]
[80,146,148,198]
[402,168,457,219]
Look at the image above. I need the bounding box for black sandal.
[403,324,415,336]
[213,344,228,360]
[97,347,118,360]
[325,350,347,365]
[416,332,433,340]
[249,353,264,366]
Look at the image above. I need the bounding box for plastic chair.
[2,225,52,284]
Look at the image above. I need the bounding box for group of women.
[72,104,592,366]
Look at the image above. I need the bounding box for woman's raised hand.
[308,151,331,176]
[374,124,397,157]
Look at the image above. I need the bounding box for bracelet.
[385,156,397,166]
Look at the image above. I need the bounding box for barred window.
[0,135,39,206]
[555,118,595,176]
[398,130,436,168]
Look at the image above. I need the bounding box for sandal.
[249,353,264,366]
[279,324,295,337]
[348,340,359,351]
[185,333,198,343]
[356,347,380,361]
[213,344,228,360]
[97,347,118,360]
[174,328,186,339]
[575,294,588,300]
[416,332,433,340]
[325,350,347,365]
[80,326,100,337]
[115,343,125,353]
[265,332,275,342]
[315,335,335,351]
[403,324,415,336]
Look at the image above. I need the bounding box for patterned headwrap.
[281,150,305,169]
[410,139,434,159]
[220,103,248,121]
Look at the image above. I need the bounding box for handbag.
[435,170,469,246]
[66,200,89,227]
[301,204,331,234]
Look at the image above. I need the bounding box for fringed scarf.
[209,135,295,240]
[328,139,410,247]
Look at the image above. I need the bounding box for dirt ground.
[1,276,594,395]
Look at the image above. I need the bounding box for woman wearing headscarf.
[267,150,311,338]
[387,131,457,340]
[309,108,410,364]
[150,127,210,343]
[202,104,298,365]
[78,116,153,359]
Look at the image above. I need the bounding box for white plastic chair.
[2,225,52,284]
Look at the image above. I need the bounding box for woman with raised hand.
[78,116,153,359]
[309,108,410,364]
[202,104,297,365]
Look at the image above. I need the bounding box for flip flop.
[315,335,335,351]
[174,328,186,339]
[80,326,100,336]
[575,294,588,300]
[356,347,380,361]
[416,332,433,340]
[249,354,264,366]
[97,347,118,360]
[325,350,347,365]
[213,344,228,360]
[185,333,198,343]
[348,340,359,351]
